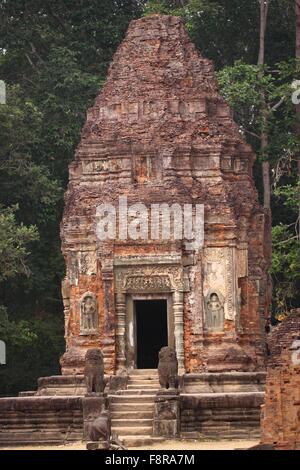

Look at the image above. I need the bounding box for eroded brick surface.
[60,15,271,375]
[261,310,300,450]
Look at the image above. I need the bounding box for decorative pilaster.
[173,291,185,372]
[101,258,115,335]
[101,256,116,372]
[115,291,126,370]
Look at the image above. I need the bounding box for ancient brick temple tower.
[60,15,271,376]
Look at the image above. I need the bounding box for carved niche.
[80,292,98,335]
[203,247,235,321]
[204,290,225,332]
[68,252,79,286]
[80,251,97,276]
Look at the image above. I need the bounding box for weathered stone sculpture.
[261,310,300,450]
[80,293,98,334]
[84,348,105,395]
[158,347,178,389]
[205,291,224,332]
[86,411,127,450]
[87,410,110,442]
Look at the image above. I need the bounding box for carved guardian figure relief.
[204,291,225,332]
[80,292,98,335]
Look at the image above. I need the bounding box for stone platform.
[0,396,83,445]
[0,371,266,446]
[180,372,265,440]
[36,375,87,396]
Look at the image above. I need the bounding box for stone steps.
[129,369,158,375]
[115,390,158,396]
[127,384,159,390]
[109,395,156,403]
[108,370,159,446]
[111,402,155,412]
[128,377,159,382]
[122,436,165,448]
[112,425,153,436]
[112,418,153,429]
[122,436,153,447]
[111,411,153,419]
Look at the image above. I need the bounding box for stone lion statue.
[158,346,178,389]
[87,410,110,442]
[87,410,126,450]
[84,348,105,394]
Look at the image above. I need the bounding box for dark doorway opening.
[135,300,168,369]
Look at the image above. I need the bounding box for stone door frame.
[126,293,173,370]
[114,255,188,373]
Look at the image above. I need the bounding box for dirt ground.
[1,439,259,451]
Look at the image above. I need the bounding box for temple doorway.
[135,299,168,369]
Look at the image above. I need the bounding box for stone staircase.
[109,369,163,447]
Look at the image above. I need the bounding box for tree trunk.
[258,0,271,210]
[258,0,269,66]
[296,0,300,238]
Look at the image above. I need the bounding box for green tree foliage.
[0,305,64,397]
[217,61,300,313]
[144,0,185,15]
[271,181,300,314]
[145,0,295,68]
[217,61,299,172]
[0,1,144,395]
[0,205,38,282]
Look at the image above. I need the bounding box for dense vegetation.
[0,0,299,395]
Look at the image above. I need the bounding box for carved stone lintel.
[115,264,185,293]
[125,275,172,292]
